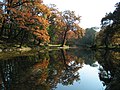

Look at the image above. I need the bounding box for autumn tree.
[48,49,83,86]
[60,10,82,47]
[0,0,51,47]
[46,4,65,44]
[43,4,84,45]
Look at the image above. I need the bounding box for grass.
[48,44,61,47]
[48,44,70,49]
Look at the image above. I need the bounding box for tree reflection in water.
[1,48,119,90]
[0,49,83,90]
[97,50,120,90]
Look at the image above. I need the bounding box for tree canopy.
[96,2,120,48]
[0,0,84,48]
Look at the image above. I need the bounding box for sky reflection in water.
[57,62,106,90]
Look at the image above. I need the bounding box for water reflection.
[0,49,83,90]
[96,49,120,90]
[0,48,119,90]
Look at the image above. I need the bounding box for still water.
[0,48,120,90]
[57,62,105,90]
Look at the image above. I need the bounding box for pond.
[0,48,120,90]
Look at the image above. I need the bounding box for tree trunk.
[104,34,109,48]
[61,49,68,70]
[61,31,67,47]
[37,39,41,45]
[13,30,22,39]
[8,24,13,39]
[19,31,26,48]
[0,19,5,37]
[0,63,7,90]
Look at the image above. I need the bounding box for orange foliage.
[33,29,50,42]
[32,59,49,85]
[0,9,3,13]
[33,60,49,69]
[33,59,49,72]
[66,30,76,39]
[1,0,51,43]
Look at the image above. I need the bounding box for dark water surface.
[0,48,120,90]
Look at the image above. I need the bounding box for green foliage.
[96,2,120,48]
[77,27,96,46]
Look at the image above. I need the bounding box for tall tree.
[0,0,51,46]
[60,10,81,47]
[47,4,65,44]
[98,2,120,47]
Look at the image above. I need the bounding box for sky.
[43,0,120,29]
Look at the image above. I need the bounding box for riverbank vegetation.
[0,0,119,51]
[95,2,120,49]
[0,0,84,51]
